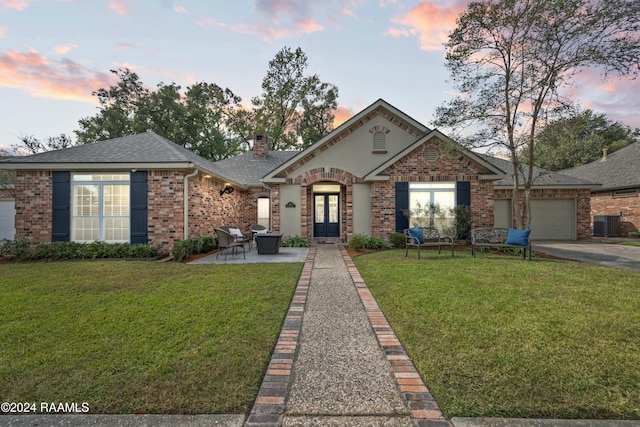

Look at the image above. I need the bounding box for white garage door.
[0,199,16,241]
[529,199,575,240]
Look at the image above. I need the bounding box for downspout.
[184,167,199,240]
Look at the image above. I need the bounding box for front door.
[314,193,340,237]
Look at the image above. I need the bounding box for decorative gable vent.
[424,147,439,162]
[369,125,390,153]
[373,131,387,152]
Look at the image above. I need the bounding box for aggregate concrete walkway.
[245,244,448,427]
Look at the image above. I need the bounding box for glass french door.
[314,193,340,237]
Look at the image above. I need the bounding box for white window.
[71,173,130,243]
[257,197,270,229]
[408,182,456,230]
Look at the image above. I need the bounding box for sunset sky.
[1,0,639,154]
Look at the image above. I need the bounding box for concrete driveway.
[533,240,640,271]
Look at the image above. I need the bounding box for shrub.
[630,231,640,238]
[389,232,405,248]
[348,234,390,251]
[0,238,31,259]
[281,235,309,247]
[1,240,159,261]
[172,236,216,262]
[363,236,390,250]
[348,234,368,250]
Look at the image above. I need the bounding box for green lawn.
[353,250,640,420]
[0,261,302,414]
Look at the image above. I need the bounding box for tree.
[10,134,77,155]
[250,46,338,151]
[433,0,640,230]
[526,110,639,170]
[75,69,245,161]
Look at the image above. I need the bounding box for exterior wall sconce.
[220,184,234,196]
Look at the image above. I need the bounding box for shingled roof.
[216,151,298,186]
[560,141,640,191]
[478,154,599,189]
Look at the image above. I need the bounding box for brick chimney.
[253,134,268,159]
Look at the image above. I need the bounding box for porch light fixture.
[220,184,234,196]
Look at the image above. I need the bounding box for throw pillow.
[229,228,243,237]
[506,228,531,246]
[409,227,424,244]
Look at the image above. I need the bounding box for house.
[0,168,15,240]
[0,99,596,251]
[561,141,640,236]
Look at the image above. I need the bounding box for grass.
[0,261,302,414]
[618,240,640,247]
[353,250,640,420]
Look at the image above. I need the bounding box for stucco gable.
[262,99,430,183]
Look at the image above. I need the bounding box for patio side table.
[255,234,282,254]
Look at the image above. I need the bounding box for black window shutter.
[130,171,148,244]
[395,182,409,232]
[52,171,71,242]
[456,181,471,207]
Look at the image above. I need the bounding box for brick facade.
[13,171,53,243]
[11,169,254,252]
[590,190,639,236]
[291,167,359,242]
[370,139,493,237]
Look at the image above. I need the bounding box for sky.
[1,0,639,155]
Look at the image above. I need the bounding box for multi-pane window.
[408,182,456,230]
[71,173,130,243]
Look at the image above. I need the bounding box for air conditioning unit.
[593,215,621,237]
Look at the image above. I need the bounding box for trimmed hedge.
[171,236,217,262]
[0,239,159,261]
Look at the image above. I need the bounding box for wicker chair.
[215,228,245,260]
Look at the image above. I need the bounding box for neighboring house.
[0,99,596,251]
[561,141,640,236]
[0,168,16,241]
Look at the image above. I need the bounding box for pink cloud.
[334,105,354,127]
[52,44,78,55]
[174,4,186,14]
[0,49,115,103]
[386,0,469,51]
[559,67,640,129]
[0,0,32,10]
[196,17,228,28]
[108,0,132,17]
[0,26,5,38]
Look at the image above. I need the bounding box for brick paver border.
[245,245,450,427]
[339,246,451,427]
[245,246,315,427]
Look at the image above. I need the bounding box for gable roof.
[363,129,506,181]
[480,154,599,189]
[560,141,640,191]
[0,131,246,188]
[262,98,430,183]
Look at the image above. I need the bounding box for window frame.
[71,173,130,243]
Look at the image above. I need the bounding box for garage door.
[529,199,575,240]
[0,199,16,241]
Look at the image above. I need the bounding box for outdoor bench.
[404,227,455,259]
[471,227,531,260]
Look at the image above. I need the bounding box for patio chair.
[215,228,245,260]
